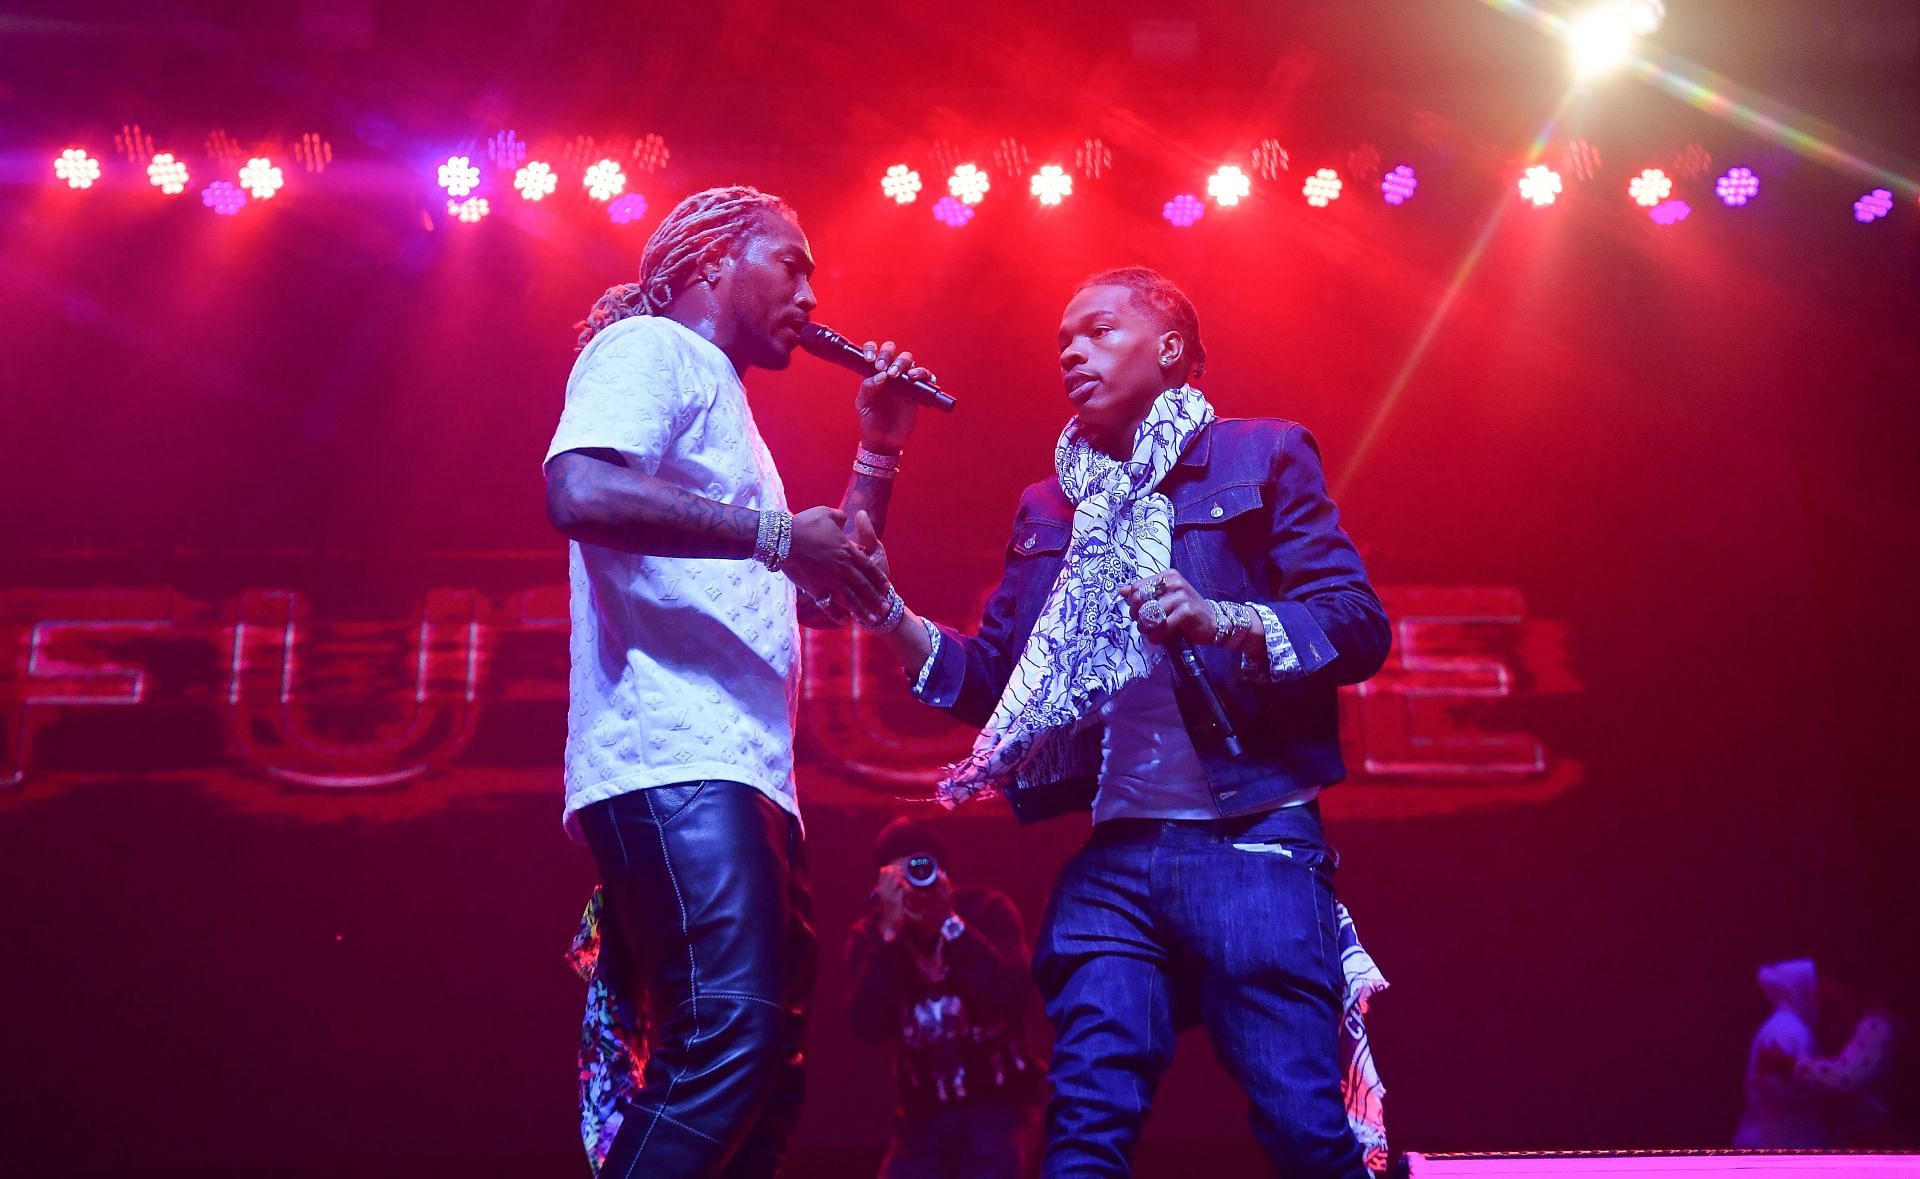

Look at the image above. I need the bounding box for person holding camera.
[845,817,1044,1179]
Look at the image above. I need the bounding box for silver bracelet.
[853,445,902,480]
[1210,599,1248,647]
[754,509,793,570]
[858,589,908,634]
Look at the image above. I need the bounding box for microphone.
[797,322,958,413]
[1165,634,1247,759]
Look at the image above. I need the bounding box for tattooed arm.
[547,448,892,613]
[546,448,757,558]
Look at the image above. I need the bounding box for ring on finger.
[1139,599,1168,626]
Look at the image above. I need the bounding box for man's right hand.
[786,506,890,623]
[874,865,909,942]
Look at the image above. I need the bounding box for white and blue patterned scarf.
[938,385,1215,808]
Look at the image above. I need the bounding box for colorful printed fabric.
[1336,901,1391,1175]
[566,887,645,1174]
[938,385,1215,808]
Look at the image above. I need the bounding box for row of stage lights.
[47,146,1908,229]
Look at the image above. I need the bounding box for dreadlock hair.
[1075,266,1207,380]
[575,185,799,349]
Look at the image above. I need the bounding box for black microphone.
[796,322,958,413]
[1165,635,1247,759]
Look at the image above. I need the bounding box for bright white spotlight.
[147,152,189,195]
[1569,6,1634,78]
[1207,165,1252,207]
[583,159,626,202]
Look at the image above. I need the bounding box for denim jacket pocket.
[1172,481,1264,598]
[1009,516,1071,559]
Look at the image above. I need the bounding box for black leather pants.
[579,781,815,1179]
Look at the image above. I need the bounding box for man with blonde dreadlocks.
[545,185,931,1177]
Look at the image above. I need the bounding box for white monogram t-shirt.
[544,315,800,831]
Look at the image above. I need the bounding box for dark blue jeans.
[1032,804,1366,1178]
[579,781,815,1179]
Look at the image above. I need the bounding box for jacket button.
[1022,536,1036,550]
[1210,504,1225,519]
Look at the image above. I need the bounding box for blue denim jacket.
[916,418,1391,823]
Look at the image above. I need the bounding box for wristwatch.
[939,914,967,942]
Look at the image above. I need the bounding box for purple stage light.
[608,193,648,224]
[447,197,490,224]
[1162,194,1204,227]
[932,196,973,227]
[1854,189,1893,223]
[201,180,247,216]
[1715,167,1759,207]
[1648,199,1691,226]
[1381,165,1417,205]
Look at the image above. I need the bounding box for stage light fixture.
[1623,0,1665,35]
[1381,165,1417,205]
[1207,165,1251,207]
[201,181,247,216]
[1301,168,1342,207]
[438,155,480,198]
[1030,165,1073,206]
[1569,5,1634,78]
[583,159,626,202]
[514,161,558,201]
[448,197,490,224]
[1648,199,1690,225]
[881,164,923,204]
[1518,165,1564,207]
[146,153,189,195]
[608,193,648,224]
[1714,167,1759,207]
[54,148,101,189]
[1853,189,1893,223]
[1163,194,1205,227]
[1629,168,1671,206]
[932,196,974,227]
[948,164,990,205]
[238,157,284,200]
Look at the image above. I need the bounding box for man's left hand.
[855,339,928,454]
[1120,569,1217,646]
